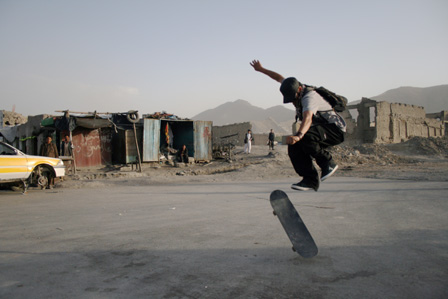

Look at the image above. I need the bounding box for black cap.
[280,77,302,103]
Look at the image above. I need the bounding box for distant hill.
[193,85,448,134]
[371,85,448,113]
[192,99,295,134]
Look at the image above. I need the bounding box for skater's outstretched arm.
[250,60,284,83]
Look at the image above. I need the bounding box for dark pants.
[288,124,344,189]
[177,154,189,164]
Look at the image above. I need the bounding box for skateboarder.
[250,60,346,191]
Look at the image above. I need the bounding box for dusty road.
[1,177,447,298]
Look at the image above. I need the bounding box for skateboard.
[270,190,318,258]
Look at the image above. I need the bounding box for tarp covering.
[54,116,77,131]
[41,117,55,127]
[0,125,18,142]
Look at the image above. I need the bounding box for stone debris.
[1,110,28,126]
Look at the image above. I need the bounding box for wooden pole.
[133,123,142,172]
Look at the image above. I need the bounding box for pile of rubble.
[389,136,448,157]
[1,110,28,126]
[330,136,448,167]
[330,144,411,167]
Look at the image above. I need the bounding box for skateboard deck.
[270,190,318,258]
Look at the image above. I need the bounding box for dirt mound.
[329,136,448,167]
[330,144,412,166]
[391,136,448,157]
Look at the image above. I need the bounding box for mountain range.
[192,85,448,134]
[370,85,448,113]
[192,99,295,134]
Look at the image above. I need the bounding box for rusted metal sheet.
[143,119,161,162]
[72,128,112,167]
[194,121,212,161]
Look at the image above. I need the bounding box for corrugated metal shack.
[71,120,113,168]
[44,113,115,168]
[4,110,212,168]
[142,112,212,163]
[56,111,212,166]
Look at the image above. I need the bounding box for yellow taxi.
[0,141,65,190]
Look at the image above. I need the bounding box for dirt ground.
[59,136,448,190]
[2,136,447,298]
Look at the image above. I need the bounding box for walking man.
[250,60,346,191]
[268,129,275,150]
[244,130,253,154]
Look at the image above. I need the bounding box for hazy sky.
[1,0,447,118]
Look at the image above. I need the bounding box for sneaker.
[291,180,318,192]
[321,164,338,181]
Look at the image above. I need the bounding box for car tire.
[34,166,54,190]
[127,110,140,123]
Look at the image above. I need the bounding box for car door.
[0,143,30,181]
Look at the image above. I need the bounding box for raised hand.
[250,60,263,72]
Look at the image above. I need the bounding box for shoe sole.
[321,165,339,182]
[291,185,312,191]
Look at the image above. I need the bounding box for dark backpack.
[312,86,347,112]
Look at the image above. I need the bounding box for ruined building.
[347,98,445,144]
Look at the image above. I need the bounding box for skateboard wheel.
[273,211,277,216]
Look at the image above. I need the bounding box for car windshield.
[0,143,18,155]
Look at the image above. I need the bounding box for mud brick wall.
[252,133,269,146]
[352,98,377,143]
[212,122,251,146]
[423,118,445,138]
[374,101,392,143]
[426,111,447,136]
[374,102,444,143]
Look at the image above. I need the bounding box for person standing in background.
[244,130,253,154]
[41,136,58,158]
[39,136,58,188]
[60,135,73,157]
[268,129,275,150]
